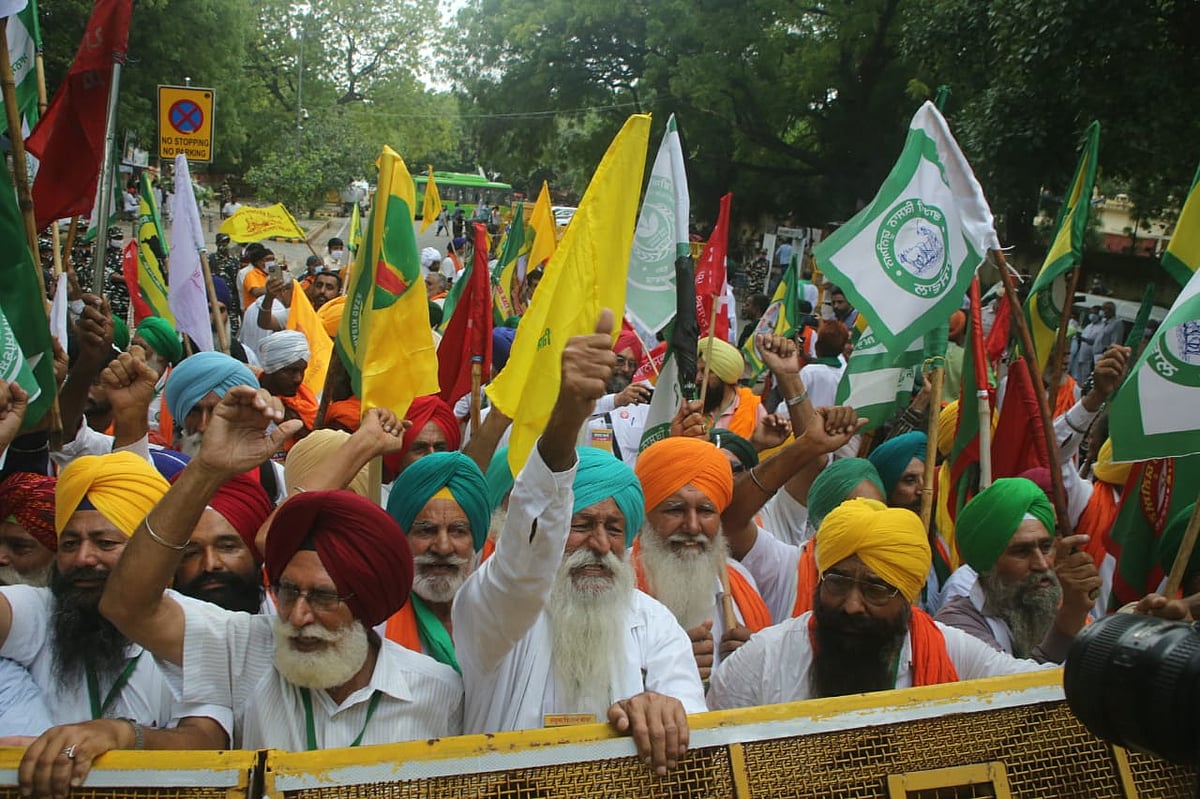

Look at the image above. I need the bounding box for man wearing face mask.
[240,247,277,313]
[325,238,347,270]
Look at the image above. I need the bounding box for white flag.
[814,102,999,354]
[168,155,213,351]
[836,326,925,429]
[49,273,68,351]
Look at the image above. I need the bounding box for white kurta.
[453,446,707,734]
[176,597,462,750]
[706,610,1050,710]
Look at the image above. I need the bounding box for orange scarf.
[1053,376,1078,419]
[1077,482,1119,568]
[806,606,959,687]
[281,384,319,430]
[725,387,762,439]
[384,602,421,652]
[791,541,819,618]
[631,537,772,632]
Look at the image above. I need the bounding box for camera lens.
[1064,613,1200,765]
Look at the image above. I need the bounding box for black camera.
[1064,613,1200,766]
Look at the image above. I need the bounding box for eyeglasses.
[819,572,900,606]
[270,582,355,613]
[615,355,636,370]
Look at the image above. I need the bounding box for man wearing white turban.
[257,331,317,436]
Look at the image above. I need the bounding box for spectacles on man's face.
[615,355,637,370]
[819,571,900,606]
[270,581,355,614]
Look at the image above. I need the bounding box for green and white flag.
[0,305,40,404]
[1109,267,1200,462]
[626,114,690,339]
[0,1,40,139]
[639,347,683,452]
[835,326,925,430]
[813,101,1000,354]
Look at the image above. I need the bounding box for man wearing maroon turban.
[382,394,462,480]
[171,470,273,614]
[0,472,57,587]
[101,385,463,750]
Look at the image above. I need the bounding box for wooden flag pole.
[313,352,345,429]
[1163,500,1200,599]
[1047,266,1080,413]
[919,365,945,533]
[0,18,41,258]
[35,43,64,280]
[469,360,483,436]
[992,250,1072,536]
[92,57,124,299]
[967,277,993,489]
[200,253,229,354]
[696,299,721,421]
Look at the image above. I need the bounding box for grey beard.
[0,562,52,588]
[979,570,1062,659]
[178,428,204,458]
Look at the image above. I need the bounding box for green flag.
[742,253,799,376]
[0,1,41,139]
[0,161,54,428]
[491,201,525,323]
[136,172,173,322]
[835,326,925,430]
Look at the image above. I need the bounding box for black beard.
[702,378,725,413]
[49,565,131,691]
[810,596,910,698]
[606,373,631,394]
[176,570,263,614]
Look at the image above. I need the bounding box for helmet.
[215,233,231,247]
[107,226,123,240]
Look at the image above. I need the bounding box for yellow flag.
[486,115,652,473]
[420,166,443,234]
[526,181,557,274]
[348,199,363,254]
[335,146,438,419]
[286,279,334,397]
[220,203,307,243]
[1162,163,1200,287]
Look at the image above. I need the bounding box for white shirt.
[757,484,811,548]
[239,296,290,355]
[740,526,803,625]
[584,401,649,467]
[176,598,462,750]
[452,446,707,734]
[0,585,231,733]
[706,610,1050,710]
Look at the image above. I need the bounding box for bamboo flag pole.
[200,254,229,354]
[469,360,483,435]
[91,56,124,299]
[993,250,1072,535]
[0,18,40,258]
[1046,266,1081,412]
[1163,500,1200,599]
[696,299,721,418]
[33,39,64,279]
[919,365,945,533]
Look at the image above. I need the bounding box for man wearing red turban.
[101,385,463,751]
[383,394,462,480]
[0,472,57,587]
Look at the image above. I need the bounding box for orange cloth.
[635,436,734,513]
[324,398,361,432]
[631,537,771,632]
[726,387,762,439]
[281,384,319,431]
[807,606,959,687]
[242,267,267,311]
[1053,376,1078,419]
[791,541,819,618]
[150,378,174,449]
[1078,482,1119,568]
[384,602,421,652]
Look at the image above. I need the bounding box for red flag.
[985,289,1011,367]
[437,223,494,405]
[696,193,731,339]
[120,241,152,323]
[26,0,134,230]
[991,357,1050,479]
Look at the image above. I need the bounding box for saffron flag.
[286,280,333,398]
[626,114,690,338]
[438,222,493,405]
[219,203,307,243]
[1161,162,1200,288]
[835,327,925,430]
[491,201,526,323]
[1105,455,1200,606]
[742,251,799,376]
[1025,122,1100,371]
[696,193,732,341]
[136,173,174,324]
[336,146,438,418]
[26,0,132,229]
[487,115,652,473]
[348,199,363,254]
[526,181,557,275]
[420,166,443,234]
[0,1,41,138]
[0,154,52,428]
[813,101,1000,354]
[1108,266,1200,462]
[167,155,213,352]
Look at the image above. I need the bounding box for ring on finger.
[61,744,77,759]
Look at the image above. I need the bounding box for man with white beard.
[631,437,773,678]
[0,473,57,588]
[99,385,462,749]
[935,478,1100,662]
[381,451,492,671]
[453,310,704,776]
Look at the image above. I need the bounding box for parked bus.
[413,171,514,220]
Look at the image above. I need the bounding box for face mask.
[264,260,277,270]
[109,239,123,248]
[1088,313,1098,323]
[330,250,345,264]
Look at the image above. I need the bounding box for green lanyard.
[86,653,143,720]
[300,688,382,751]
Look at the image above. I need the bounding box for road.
[263,215,454,271]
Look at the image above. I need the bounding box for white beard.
[273,617,370,690]
[178,429,204,458]
[411,552,472,604]
[544,548,635,717]
[0,562,51,588]
[637,522,727,630]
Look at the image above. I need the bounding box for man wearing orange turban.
[99,385,463,752]
[633,436,771,680]
[708,498,1049,710]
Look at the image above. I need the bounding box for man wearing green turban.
[133,317,184,447]
[383,451,491,671]
[867,430,927,513]
[936,477,1100,662]
[806,458,886,533]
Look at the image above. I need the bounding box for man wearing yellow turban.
[633,436,772,679]
[937,478,1099,663]
[697,336,765,438]
[1,452,232,795]
[708,498,1048,709]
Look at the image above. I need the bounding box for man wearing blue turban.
[868,430,928,513]
[164,351,259,456]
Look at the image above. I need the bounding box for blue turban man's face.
[888,458,924,513]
